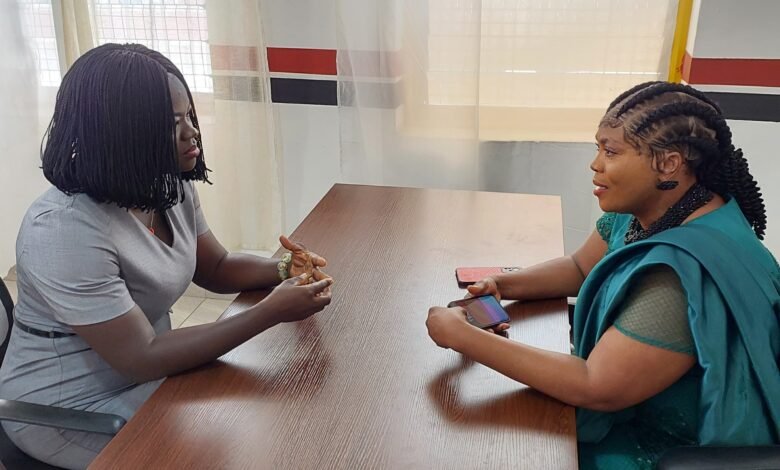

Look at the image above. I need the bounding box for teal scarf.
[574,200,780,446]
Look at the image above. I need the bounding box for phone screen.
[447,295,510,328]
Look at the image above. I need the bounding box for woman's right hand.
[262,274,333,324]
[466,277,501,300]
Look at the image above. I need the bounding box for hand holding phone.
[466,277,501,300]
[447,294,510,330]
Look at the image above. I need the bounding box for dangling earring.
[656,180,679,191]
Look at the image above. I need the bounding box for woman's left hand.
[426,306,473,349]
[427,306,511,349]
[280,235,330,284]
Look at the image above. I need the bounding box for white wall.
[729,120,780,256]
[276,104,341,233]
[685,0,780,257]
[690,0,780,59]
[479,142,597,254]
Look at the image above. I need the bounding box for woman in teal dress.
[426,81,780,469]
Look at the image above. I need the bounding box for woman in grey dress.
[0,43,333,469]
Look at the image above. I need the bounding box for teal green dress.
[575,199,780,469]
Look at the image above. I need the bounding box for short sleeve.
[190,183,210,236]
[613,265,695,355]
[20,206,135,326]
[596,212,617,243]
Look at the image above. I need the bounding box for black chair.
[0,278,126,470]
[657,445,780,469]
[566,303,780,469]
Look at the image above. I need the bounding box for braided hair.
[41,43,210,212]
[600,81,767,239]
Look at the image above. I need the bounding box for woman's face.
[591,125,658,217]
[168,74,200,172]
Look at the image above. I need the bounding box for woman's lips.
[183,146,200,159]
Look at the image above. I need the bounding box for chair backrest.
[0,279,14,364]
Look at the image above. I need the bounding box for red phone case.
[455,266,521,286]
[455,267,503,285]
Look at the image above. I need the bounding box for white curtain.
[335,0,678,189]
[197,0,283,252]
[0,1,50,277]
[337,0,482,191]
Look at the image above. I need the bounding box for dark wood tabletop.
[91,184,577,469]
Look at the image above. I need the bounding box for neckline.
[129,209,175,249]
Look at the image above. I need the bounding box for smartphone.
[455,266,521,287]
[447,294,510,329]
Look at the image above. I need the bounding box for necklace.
[624,183,713,244]
[147,212,155,235]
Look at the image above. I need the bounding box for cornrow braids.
[41,43,210,212]
[606,81,663,111]
[604,81,767,239]
[616,81,722,118]
[632,101,719,137]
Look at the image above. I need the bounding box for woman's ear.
[656,151,684,177]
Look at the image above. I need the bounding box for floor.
[2,249,273,328]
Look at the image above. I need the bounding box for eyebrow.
[595,135,621,147]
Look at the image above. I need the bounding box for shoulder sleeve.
[596,212,617,243]
[613,265,695,355]
[19,205,135,326]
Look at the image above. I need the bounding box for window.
[18,0,62,86]
[91,0,213,92]
[425,0,678,140]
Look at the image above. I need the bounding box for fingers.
[311,268,332,282]
[453,307,468,318]
[307,277,333,295]
[466,282,486,296]
[488,323,510,336]
[291,273,309,286]
[467,278,500,300]
[313,290,332,307]
[291,255,308,268]
[279,235,304,253]
[310,253,327,268]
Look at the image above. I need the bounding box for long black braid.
[41,43,210,212]
[604,81,767,239]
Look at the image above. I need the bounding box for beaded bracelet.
[277,252,292,280]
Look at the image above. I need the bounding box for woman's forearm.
[452,327,603,409]
[494,256,585,301]
[135,302,280,382]
[198,252,281,293]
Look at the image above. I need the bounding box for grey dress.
[0,181,209,469]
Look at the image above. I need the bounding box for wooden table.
[91,184,577,469]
